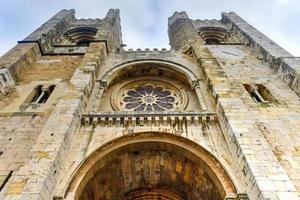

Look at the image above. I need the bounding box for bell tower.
[0,8,300,200]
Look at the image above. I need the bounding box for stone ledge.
[82,111,218,126]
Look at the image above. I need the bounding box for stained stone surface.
[0,8,299,200]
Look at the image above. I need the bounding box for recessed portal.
[78,142,223,200]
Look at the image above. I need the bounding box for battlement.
[1,8,300,200]
[191,19,228,30]
[73,18,102,27]
[121,48,171,54]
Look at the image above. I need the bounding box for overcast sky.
[0,0,299,56]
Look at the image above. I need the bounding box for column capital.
[97,80,107,89]
[191,79,203,89]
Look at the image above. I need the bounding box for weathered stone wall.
[0,8,121,200]
[1,8,299,200]
[0,115,48,199]
[222,12,300,97]
[0,43,41,82]
[168,11,300,199]
[196,46,299,200]
[51,47,246,200]
[0,41,107,200]
[22,9,76,53]
[97,9,123,52]
[168,12,203,51]
[208,44,300,196]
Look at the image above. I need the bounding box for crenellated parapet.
[191,19,228,30]
[1,8,300,200]
[73,18,102,26]
[121,48,171,54]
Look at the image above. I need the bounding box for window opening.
[256,84,274,102]
[29,85,56,104]
[0,73,7,82]
[205,38,221,45]
[244,84,273,103]
[77,39,91,46]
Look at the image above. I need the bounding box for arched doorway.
[66,133,237,200]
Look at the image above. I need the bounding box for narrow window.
[256,84,274,102]
[183,46,194,57]
[0,73,7,82]
[244,84,273,103]
[27,85,43,103]
[38,85,55,103]
[27,85,55,104]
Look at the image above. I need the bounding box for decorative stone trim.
[81,111,217,126]
[121,48,171,54]
[110,76,188,111]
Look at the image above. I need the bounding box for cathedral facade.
[0,9,300,200]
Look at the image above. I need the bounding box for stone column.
[194,79,214,112]
[194,81,207,111]
[91,81,107,112]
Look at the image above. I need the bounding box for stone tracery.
[123,84,177,111]
[111,77,188,112]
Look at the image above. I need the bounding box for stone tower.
[0,8,300,200]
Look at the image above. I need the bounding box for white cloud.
[278,0,291,5]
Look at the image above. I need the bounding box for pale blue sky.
[0,0,299,56]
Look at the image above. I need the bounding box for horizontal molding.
[81,111,218,127]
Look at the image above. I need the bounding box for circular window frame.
[110,76,188,111]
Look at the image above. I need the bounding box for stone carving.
[111,77,188,111]
[123,84,176,111]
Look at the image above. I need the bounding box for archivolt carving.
[64,133,237,200]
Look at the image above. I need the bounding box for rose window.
[123,85,177,111]
[110,78,187,112]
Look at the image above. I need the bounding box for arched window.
[198,27,241,45]
[205,38,221,45]
[243,84,274,103]
[63,27,98,46]
[26,85,56,104]
[77,39,91,46]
